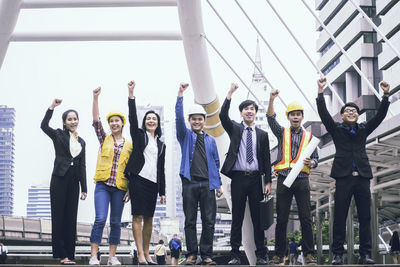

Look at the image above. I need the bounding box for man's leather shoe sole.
[228,258,241,265]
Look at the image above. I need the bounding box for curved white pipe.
[11,31,182,42]
[0,0,23,69]
[177,0,257,264]
[21,0,177,9]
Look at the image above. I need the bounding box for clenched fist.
[93,87,101,98]
[379,81,390,95]
[318,77,327,93]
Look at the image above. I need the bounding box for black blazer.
[124,98,166,196]
[316,93,390,179]
[40,109,87,192]
[219,98,272,184]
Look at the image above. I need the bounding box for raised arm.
[92,87,101,122]
[41,99,62,139]
[92,87,106,145]
[267,89,284,137]
[127,80,140,140]
[316,77,336,133]
[219,83,238,135]
[365,81,391,135]
[175,83,189,142]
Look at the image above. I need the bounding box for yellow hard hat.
[106,111,126,125]
[286,101,304,116]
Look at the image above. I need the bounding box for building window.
[363,32,376,43]
[361,6,376,17]
[321,40,335,56]
[323,57,341,75]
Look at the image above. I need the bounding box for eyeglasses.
[344,108,358,114]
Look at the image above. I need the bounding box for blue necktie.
[350,127,357,168]
[246,127,254,164]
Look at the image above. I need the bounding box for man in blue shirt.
[175,83,223,265]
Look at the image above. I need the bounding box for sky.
[0,0,320,222]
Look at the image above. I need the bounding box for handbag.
[259,194,274,230]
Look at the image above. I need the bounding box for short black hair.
[239,100,258,112]
[159,239,164,244]
[142,110,162,138]
[340,102,360,114]
[62,109,79,131]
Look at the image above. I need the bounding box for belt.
[234,170,260,176]
[352,171,359,176]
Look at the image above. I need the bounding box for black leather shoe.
[256,256,267,265]
[138,262,148,265]
[228,257,241,265]
[331,254,343,265]
[147,261,157,265]
[358,255,375,265]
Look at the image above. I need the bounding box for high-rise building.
[315,0,382,118]
[376,1,400,95]
[0,105,15,215]
[26,185,51,219]
[315,0,400,119]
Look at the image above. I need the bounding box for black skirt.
[129,175,158,217]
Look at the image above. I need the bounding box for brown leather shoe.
[185,255,197,265]
[201,258,216,265]
[305,254,317,265]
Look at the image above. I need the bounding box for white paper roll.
[283,136,320,188]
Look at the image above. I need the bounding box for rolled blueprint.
[283,136,320,188]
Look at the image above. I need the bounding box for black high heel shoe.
[147,261,157,265]
[138,261,148,265]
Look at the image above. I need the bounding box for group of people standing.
[41,77,392,266]
[175,78,391,266]
[41,81,165,265]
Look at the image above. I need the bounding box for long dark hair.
[141,110,162,138]
[62,109,79,131]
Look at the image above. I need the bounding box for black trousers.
[182,179,216,258]
[50,165,80,260]
[230,172,266,258]
[275,175,314,257]
[332,176,372,256]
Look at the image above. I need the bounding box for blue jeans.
[182,179,216,259]
[90,182,126,245]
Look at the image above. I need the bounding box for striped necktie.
[246,127,254,164]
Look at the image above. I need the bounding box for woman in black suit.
[124,81,166,265]
[41,98,87,265]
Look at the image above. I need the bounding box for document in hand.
[283,137,320,188]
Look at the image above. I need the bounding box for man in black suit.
[316,77,391,265]
[220,83,271,265]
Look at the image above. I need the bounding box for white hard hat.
[188,104,206,117]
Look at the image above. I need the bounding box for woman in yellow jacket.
[89,87,132,266]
